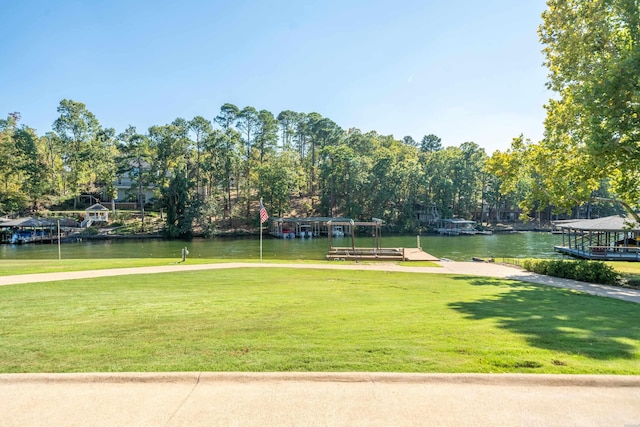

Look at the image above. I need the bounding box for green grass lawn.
[608,261,640,288]
[0,268,637,374]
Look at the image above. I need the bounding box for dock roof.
[270,217,353,223]
[1,217,55,227]
[553,215,640,232]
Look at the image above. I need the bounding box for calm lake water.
[0,232,562,261]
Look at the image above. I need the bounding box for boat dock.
[326,247,438,261]
[325,219,439,261]
[553,215,640,261]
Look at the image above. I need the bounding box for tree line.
[3,0,638,237]
[1,100,532,236]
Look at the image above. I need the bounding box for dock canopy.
[1,217,55,227]
[436,219,479,236]
[0,217,57,244]
[269,217,352,238]
[553,214,640,260]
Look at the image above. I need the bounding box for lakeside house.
[553,214,640,261]
[114,161,156,207]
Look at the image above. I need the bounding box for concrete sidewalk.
[437,261,640,303]
[1,373,639,426]
[1,261,639,303]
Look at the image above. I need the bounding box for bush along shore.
[522,259,621,286]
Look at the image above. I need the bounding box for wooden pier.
[325,219,439,261]
[326,246,438,261]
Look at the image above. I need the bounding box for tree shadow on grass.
[448,277,640,360]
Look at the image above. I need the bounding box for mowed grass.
[0,268,638,374]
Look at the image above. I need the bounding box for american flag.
[259,200,269,224]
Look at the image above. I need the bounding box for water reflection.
[0,232,562,261]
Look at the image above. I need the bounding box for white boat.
[436,219,478,236]
[10,230,48,244]
[297,224,313,238]
[332,225,345,237]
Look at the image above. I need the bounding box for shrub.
[523,259,620,285]
[81,227,100,236]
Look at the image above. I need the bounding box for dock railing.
[499,258,526,268]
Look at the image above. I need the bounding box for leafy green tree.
[256,151,302,217]
[117,126,153,225]
[393,144,423,230]
[276,110,298,150]
[293,112,310,160]
[205,128,242,223]
[236,106,259,160]
[455,142,487,218]
[308,114,343,197]
[255,110,278,164]
[421,146,473,218]
[148,120,190,190]
[189,116,212,197]
[421,134,442,152]
[485,135,565,221]
[213,103,242,223]
[13,126,50,211]
[402,135,417,147]
[161,167,201,239]
[41,132,64,198]
[236,106,261,217]
[93,127,118,203]
[429,149,453,216]
[52,99,103,208]
[214,103,239,131]
[0,113,21,213]
[485,149,519,222]
[365,136,422,227]
[318,143,357,217]
[539,0,640,207]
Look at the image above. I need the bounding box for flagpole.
[260,197,263,263]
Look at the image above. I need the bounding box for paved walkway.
[1,372,639,426]
[1,261,639,303]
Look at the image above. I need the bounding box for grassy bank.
[0,268,637,374]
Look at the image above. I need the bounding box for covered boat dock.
[0,217,58,244]
[436,219,486,236]
[269,217,353,238]
[553,215,640,261]
[326,219,438,261]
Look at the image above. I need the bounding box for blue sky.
[1,0,549,153]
